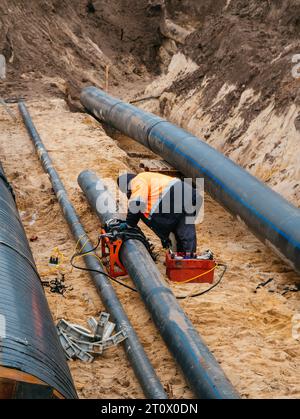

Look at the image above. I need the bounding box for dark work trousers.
[141,181,202,253]
[174,217,197,253]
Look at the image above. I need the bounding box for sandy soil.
[0,0,299,400]
[0,99,299,399]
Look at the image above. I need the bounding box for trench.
[0,0,299,398]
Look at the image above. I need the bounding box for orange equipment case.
[166,252,216,284]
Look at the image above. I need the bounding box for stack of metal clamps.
[56,313,127,363]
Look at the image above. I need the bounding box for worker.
[117,172,202,253]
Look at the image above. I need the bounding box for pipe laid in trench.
[0,162,77,399]
[78,170,240,400]
[80,87,300,274]
[18,101,167,400]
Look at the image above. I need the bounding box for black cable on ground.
[70,252,138,293]
[175,264,227,300]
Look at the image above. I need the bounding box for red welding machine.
[166,251,216,284]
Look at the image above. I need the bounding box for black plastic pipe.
[80,87,300,274]
[0,162,77,399]
[78,170,240,400]
[18,101,167,400]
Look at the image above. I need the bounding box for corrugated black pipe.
[0,162,77,399]
[18,101,167,400]
[78,170,240,400]
[80,87,300,274]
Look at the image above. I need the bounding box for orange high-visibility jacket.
[130,172,180,219]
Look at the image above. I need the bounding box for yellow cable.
[37,246,68,277]
[172,264,218,284]
[75,234,86,250]
[53,247,65,266]
[72,251,130,281]
[75,234,89,253]
[72,248,104,266]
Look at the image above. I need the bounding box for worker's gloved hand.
[161,238,171,249]
[105,219,131,234]
[118,222,130,232]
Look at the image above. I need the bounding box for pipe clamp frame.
[100,229,127,278]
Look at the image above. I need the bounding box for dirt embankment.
[178,0,300,111]
[0,0,163,101]
[141,0,300,205]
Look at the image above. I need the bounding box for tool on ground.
[254,278,274,293]
[166,250,216,284]
[56,313,127,363]
[282,284,300,296]
[38,247,67,283]
[41,274,72,296]
[166,249,229,300]
[49,247,65,269]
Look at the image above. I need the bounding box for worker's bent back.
[130,172,181,219]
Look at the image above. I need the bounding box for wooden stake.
[105,65,110,92]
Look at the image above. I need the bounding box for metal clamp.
[57,313,127,363]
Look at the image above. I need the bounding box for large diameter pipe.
[78,170,240,400]
[18,101,167,400]
[81,87,300,274]
[0,163,77,399]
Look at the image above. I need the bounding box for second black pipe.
[79,170,240,400]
